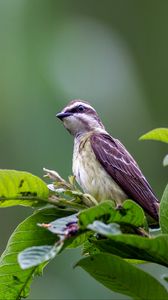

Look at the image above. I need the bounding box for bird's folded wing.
[90,133,159,220]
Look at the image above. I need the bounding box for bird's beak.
[56,112,72,120]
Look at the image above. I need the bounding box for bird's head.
[56,100,105,137]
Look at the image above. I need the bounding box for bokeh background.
[0,0,168,299]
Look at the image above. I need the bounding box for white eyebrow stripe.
[64,101,95,112]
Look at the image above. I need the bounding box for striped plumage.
[56,100,159,221]
[73,132,127,203]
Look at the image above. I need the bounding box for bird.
[56,99,159,221]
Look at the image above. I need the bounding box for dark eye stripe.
[67,105,86,114]
[65,103,96,115]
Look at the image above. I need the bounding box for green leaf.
[0,169,49,207]
[92,232,168,267]
[163,154,168,167]
[140,128,168,143]
[78,201,114,230]
[76,253,168,299]
[160,184,168,233]
[67,232,93,249]
[0,207,71,300]
[78,200,146,229]
[18,244,63,270]
[82,235,101,256]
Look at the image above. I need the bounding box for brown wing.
[90,133,159,221]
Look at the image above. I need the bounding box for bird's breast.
[72,134,127,203]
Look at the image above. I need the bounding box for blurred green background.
[0,0,168,299]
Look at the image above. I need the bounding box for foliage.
[0,207,71,299]
[0,170,49,207]
[140,128,168,144]
[140,128,168,167]
[76,254,168,300]
[0,128,167,300]
[159,184,168,234]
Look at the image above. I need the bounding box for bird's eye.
[78,105,85,112]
